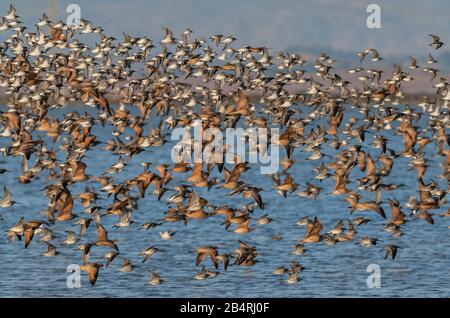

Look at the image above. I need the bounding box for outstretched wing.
[307,217,323,236]
[97,223,109,241]
[3,186,12,201]
[87,266,100,285]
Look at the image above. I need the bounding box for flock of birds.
[0,5,449,288]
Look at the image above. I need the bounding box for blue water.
[0,104,449,297]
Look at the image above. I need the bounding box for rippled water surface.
[0,105,449,297]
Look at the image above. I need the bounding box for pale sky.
[2,0,450,57]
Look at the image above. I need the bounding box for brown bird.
[216,254,230,271]
[383,245,400,260]
[299,217,323,243]
[103,250,119,267]
[93,223,119,250]
[195,246,218,268]
[140,246,160,262]
[345,193,386,219]
[186,163,209,187]
[234,241,258,266]
[232,219,253,234]
[272,173,297,197]
[55,189,75,222]
[413,210,434,224]
[148,271,163,285]
[80,263,104,286]
[66,160,89,182]
[77,188,98,208]
[429,34,444,49]
[0,186,20,208]
[23,220,47,248]
[75,217,93,237]
[388,198,406,225]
